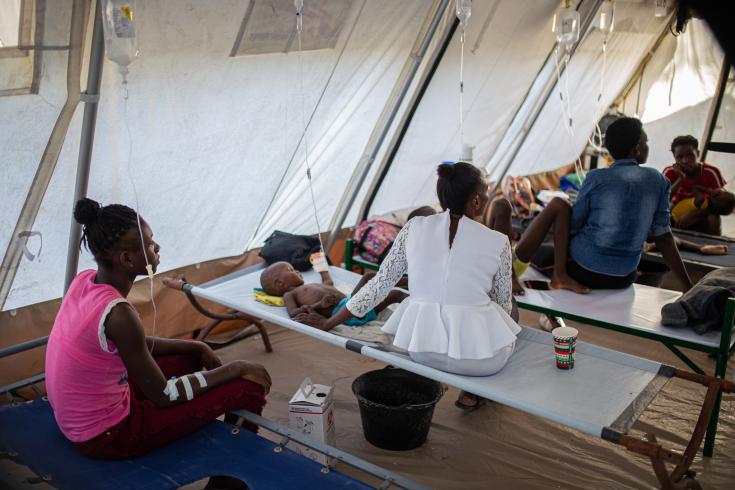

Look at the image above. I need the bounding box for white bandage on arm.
[163,378,180,401]
[181,374,195,401]
[310,252,329,273]
[193,371,207,389]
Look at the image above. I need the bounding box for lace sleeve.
[346,220,411,317]
[489,238,512,316]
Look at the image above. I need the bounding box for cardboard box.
[288,378,336,465]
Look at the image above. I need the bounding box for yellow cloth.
[672,197,708,223]
[253,289,286,307]
[513,258,529,278]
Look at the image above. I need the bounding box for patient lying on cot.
[260,262,407,328]
[644,237,728,256]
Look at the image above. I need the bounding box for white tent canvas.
[1,0,732,312]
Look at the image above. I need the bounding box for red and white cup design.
[552,326,578,370]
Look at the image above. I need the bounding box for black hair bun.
[437,162,456,180]
[74,198,101,226]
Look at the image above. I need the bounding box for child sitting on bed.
[671,185,735,231]
[259,262,407,328]
[46,199,270,490]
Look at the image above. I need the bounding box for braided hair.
[73,198,139,264]
[436,162,485,215]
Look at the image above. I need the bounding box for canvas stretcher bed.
[516,266,735,458]
[0,397,391,490]
[641,229,735,274]
[173,265,734,489]
[0,301,422,490]
[0,393,422,490]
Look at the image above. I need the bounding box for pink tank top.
[45,270,131,442]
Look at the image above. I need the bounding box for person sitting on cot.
[664,135,727,235]
[294,162,521,411]
[511,117,693,292]
[670,185,735,232]
[407,205,437,220]
[482,196,525,295]
[259,262,407,327]
[46,198,271,488]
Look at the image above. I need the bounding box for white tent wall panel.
[639,18,732,184]
[0,3,73,258]
[645,97,735,181]
[333,7,456,232]
[249,0,432,244]
[9,106,85,309]
[640,19,725,124]
[2,0,434,310]
[368,0,559,217]
[502,0,668,178]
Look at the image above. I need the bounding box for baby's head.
[260,261,304,296]
[407,206,437,221]
[709,189,735,216]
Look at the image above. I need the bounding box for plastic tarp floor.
[191,310,735,489]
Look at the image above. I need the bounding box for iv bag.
[552,6,580,48]
[459,143,474,163]
[101,0,138,80]
[654,0,670,18]
[455,0,471,31]
[598,1,614,36]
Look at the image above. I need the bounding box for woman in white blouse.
[296,162,521,410]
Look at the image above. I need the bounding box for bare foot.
[512,275,525,296]
[539,314,561,332]
[455,391,486,411]
[550,274,591,294]
[699,245,728,255]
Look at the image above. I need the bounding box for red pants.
[74,354,266,460]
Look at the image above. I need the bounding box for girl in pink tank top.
[45,198,271,475]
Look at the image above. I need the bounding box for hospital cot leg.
[703,297,734,457]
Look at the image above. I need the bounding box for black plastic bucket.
[352,368,444,451]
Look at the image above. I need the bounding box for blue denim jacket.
[570,159,671,276]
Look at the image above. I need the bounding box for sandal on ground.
[454,391,486,411]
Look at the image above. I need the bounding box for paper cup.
[552,326,578,369]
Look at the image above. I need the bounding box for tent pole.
[357,17,459,222]
[488,0,603,193]
[0,0,88,311]
[63,0,105,294]
[325,0,451,253]
[699,57,729,162]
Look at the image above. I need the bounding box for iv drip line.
[295,1,326,254]
[124,89,158,355]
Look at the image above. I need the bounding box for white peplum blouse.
[346,210,521,360]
